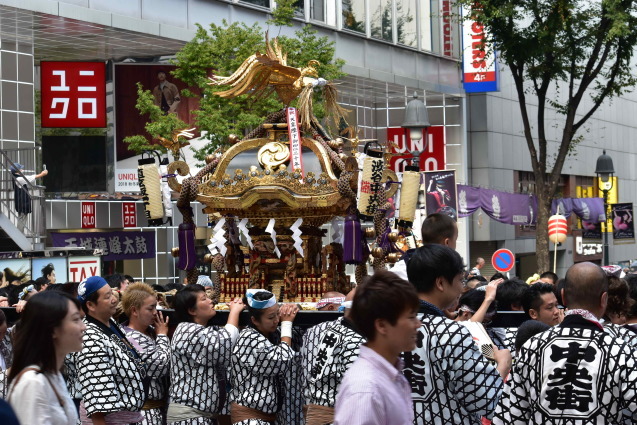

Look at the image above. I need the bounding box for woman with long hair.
[7,291,85,425]
[121,283,171,425]
[167,283,244,425]
[230,290,299,424]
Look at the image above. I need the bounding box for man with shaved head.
[494,262,637,424]
[301,288,364,424]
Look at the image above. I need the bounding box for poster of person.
[0,258,31,285]
[423,170,457,220]
[31,257,68,285]
[612,203,634,240]
[582,220,602,240]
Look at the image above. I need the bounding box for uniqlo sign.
[387,126,446,172]
[122,202,137,228]
[41,62,106,128]
[81,202,96,229]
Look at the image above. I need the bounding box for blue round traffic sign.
[491,249,515,273]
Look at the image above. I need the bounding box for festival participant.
[75,276,146,425]
[599,266,637,347]
[301,288,365,424]
[315,291,345,311]
[521,283,562,327]
[0,309,12,398]
[7,291,85,425]
[490,278,527,355]
[230,290,298,424]
[122,283,171,425]
[494,262,637,424]
[333,270,420,425]
[390,212,458,281]
[625,273,637,337]
[405,244,510,424]
[167,284,244,425]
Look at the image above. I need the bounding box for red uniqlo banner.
[387,126,446,172]
[122,202,137,228]
[81,202,96,229]
[41,62,106,128]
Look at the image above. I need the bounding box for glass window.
[370,0,393,41]
[241,0,270,7]
[420,0,432,51]
[342,0,365,33]
[311,0,326,21]
[396,0,417,47]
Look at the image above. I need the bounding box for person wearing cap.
[301,288,365,425]
[230,290,299,424]
[10,162,47,233]
[167,284,244,424]
[197,274,221,304]
[121,283,171,425]
[73,276,147,425]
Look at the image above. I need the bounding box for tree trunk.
[535,187,553,274]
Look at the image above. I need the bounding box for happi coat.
[493,314,637,424]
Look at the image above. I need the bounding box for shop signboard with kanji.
[41,62,106,128]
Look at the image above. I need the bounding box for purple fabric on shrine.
[478,189,537,225]
[457,185,481,217]
[551,198,574,218]
[343,215,363,264]
[177,223,196,270]
[571,198,606,223]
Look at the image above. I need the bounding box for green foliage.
[122,82,189,155]
[170,20,346,160]
[268,0,297,27]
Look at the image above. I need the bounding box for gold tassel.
[324,82,349,124]
[298,84,315,130]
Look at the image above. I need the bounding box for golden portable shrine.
[157,35,421,303]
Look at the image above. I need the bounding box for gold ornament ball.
[387,252,400,263]
[171,247,180,257]
[371,247,384,258]
[203,254,214,264]
[205,155,215,164]
[228,134,239,144]
[388,232,399,242]
[364,227,376,239]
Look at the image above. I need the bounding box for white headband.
[246,289,276,309]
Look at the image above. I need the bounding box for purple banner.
[612,203,635,240]
[457,185,480,218]
[478,189,537,225]
[51,231,156,261]
[552,198,605,223]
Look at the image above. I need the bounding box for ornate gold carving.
[258,142,290,171]
[167,160,190,192]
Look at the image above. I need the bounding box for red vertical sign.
[387,126,446,172]
[81,202,96,229]
[122,202,137,228]
[40,61,106,128]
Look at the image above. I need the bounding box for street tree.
[459,0,637,272]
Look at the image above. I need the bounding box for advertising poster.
[0,258,31,285]
[612,203,634,241]
[31,257,69,284]
[423,170,457,220]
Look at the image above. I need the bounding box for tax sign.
[68,256,100,282]
[41,62,106,128]
[81,202,96,229]
[122,202,137,228]
[387,126,446,173]
[491,249,515,273]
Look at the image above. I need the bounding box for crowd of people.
[0,213,636,424]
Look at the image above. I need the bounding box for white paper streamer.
[291,217,304,257]
[237,218,253,249]
[265,218,281,258]
[210,218,227,256]
[331,217,343,244]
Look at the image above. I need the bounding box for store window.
[342,0,366,33]
[311,0,326,21]
[241,0,270,7]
